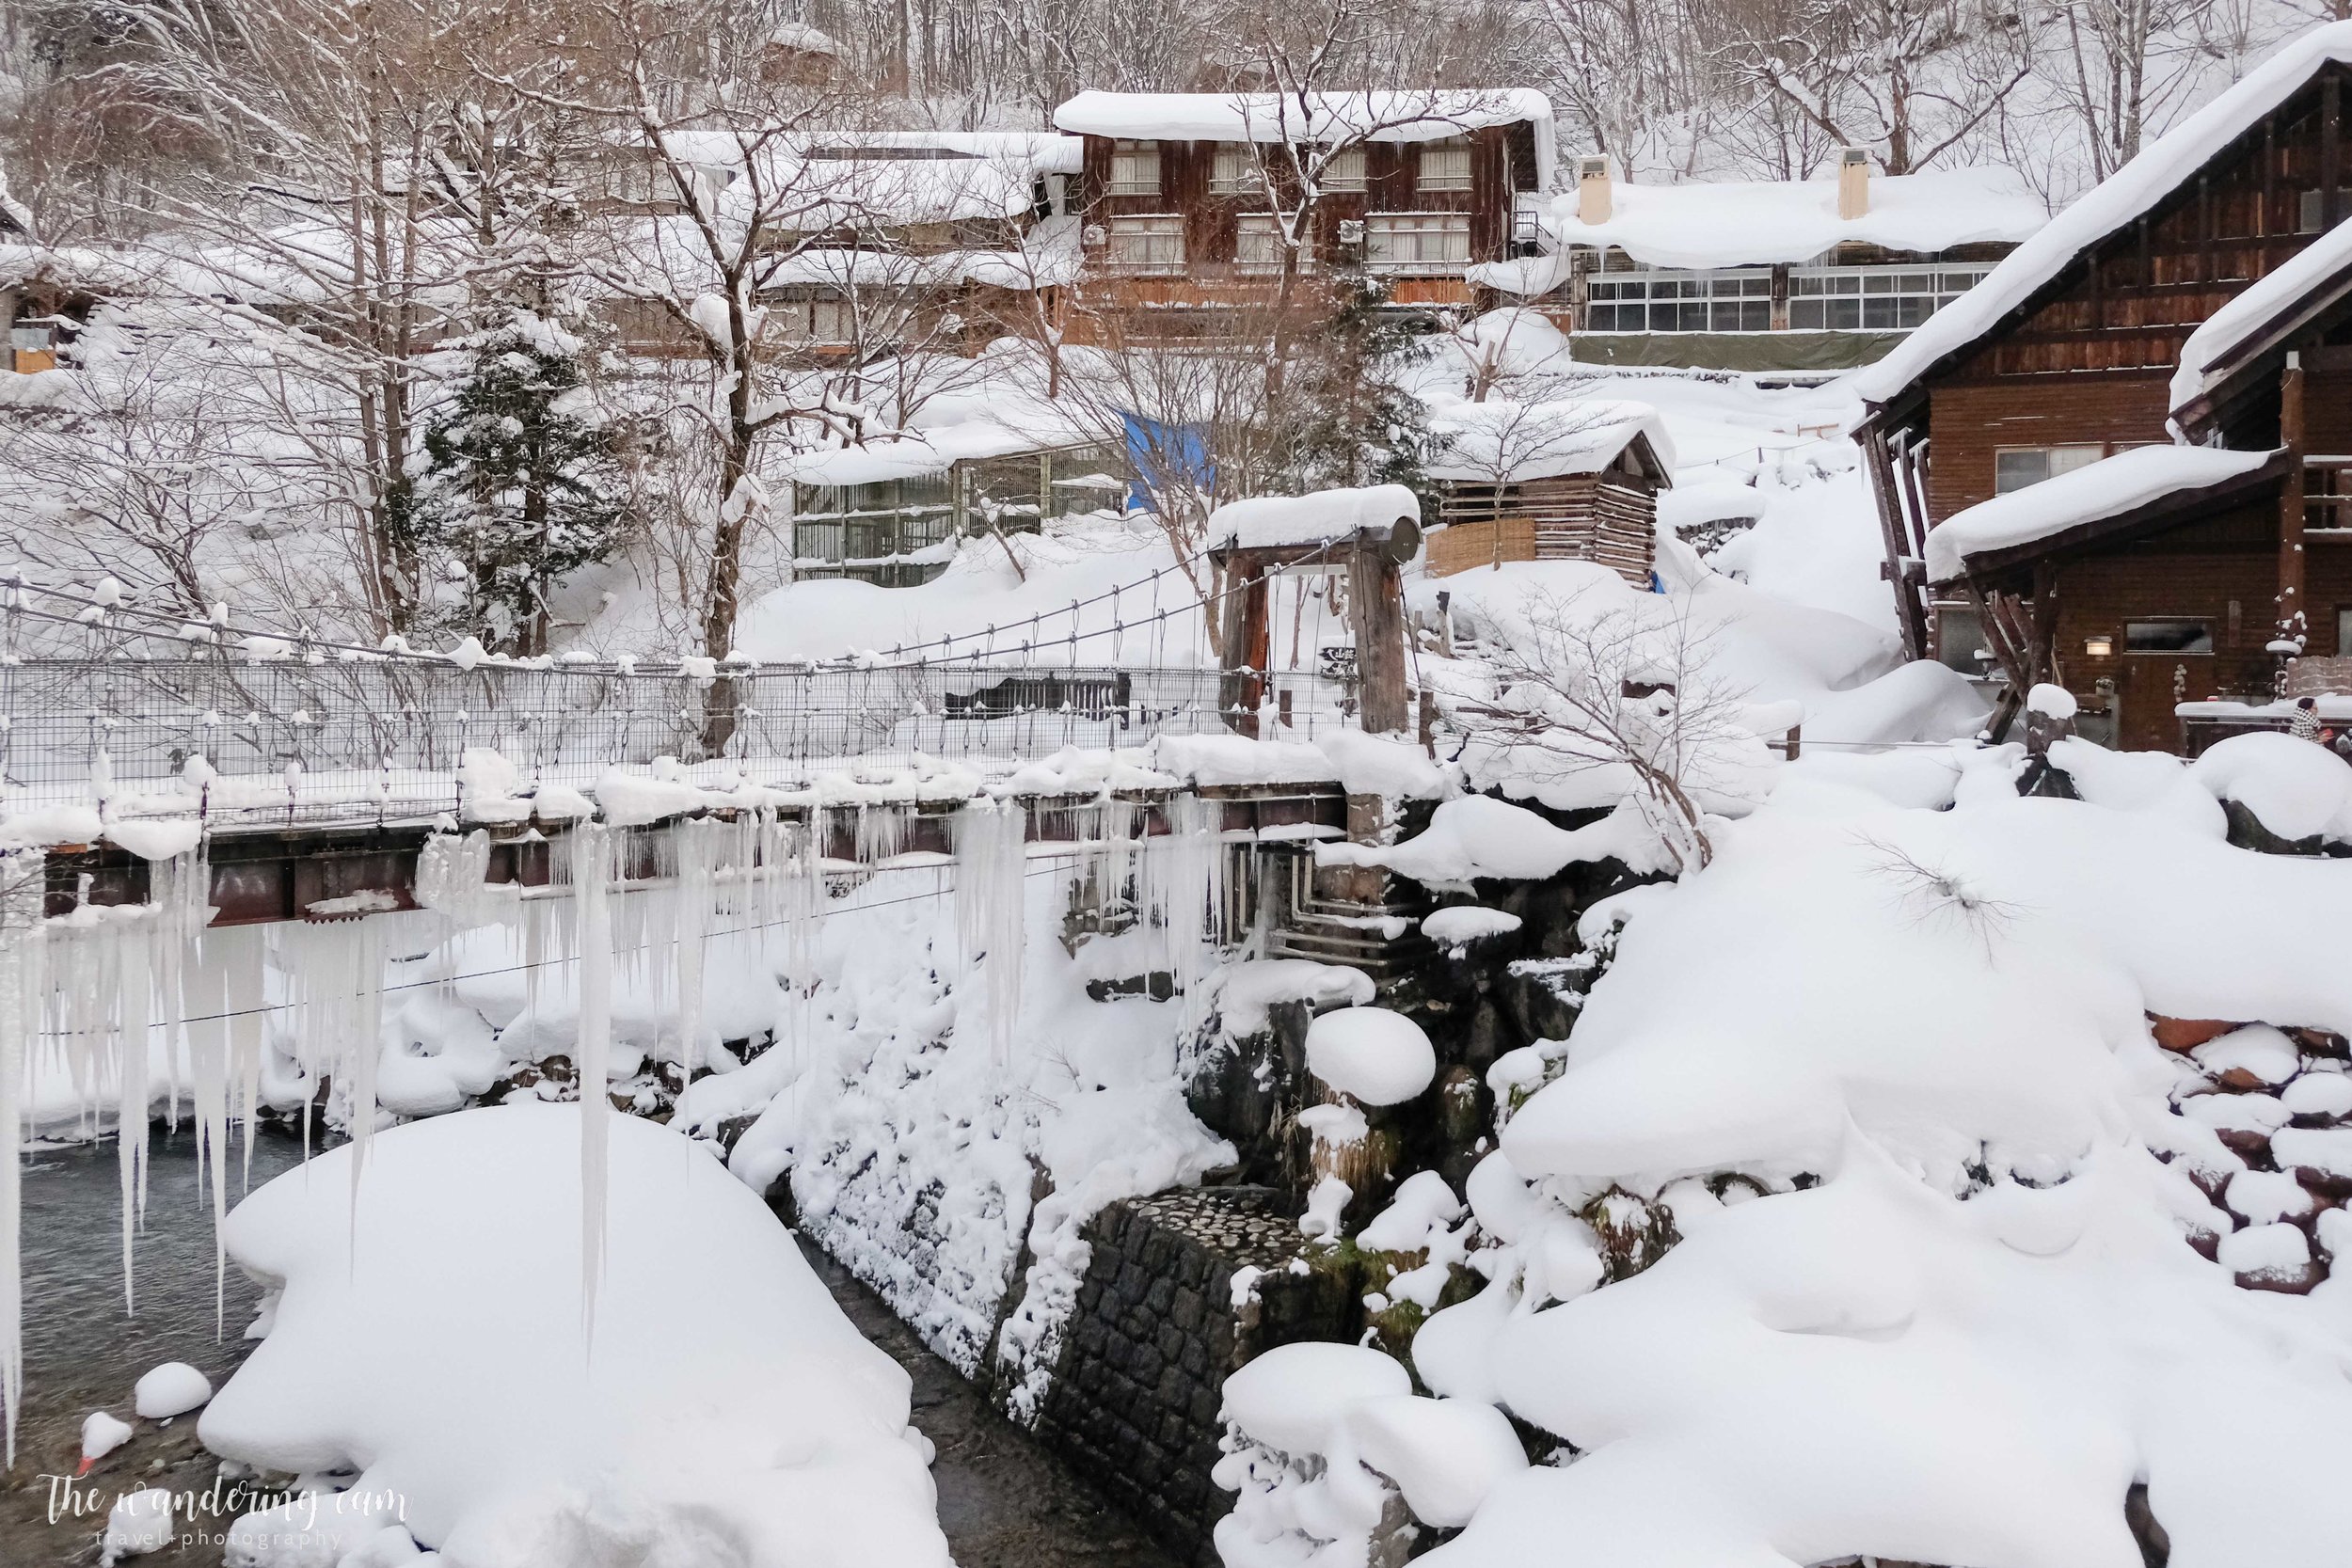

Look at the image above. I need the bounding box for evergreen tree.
[407,312,629,655]
[1284,276,1438,511]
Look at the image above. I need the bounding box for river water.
[0,1128,1178,1568]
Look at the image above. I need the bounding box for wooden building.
[1479,160,2042,374]
[596,131,1081,362]
[1919,32,2352,752]
[1421,400,1671,585]
[1050,90,1551,340]
[782,420,1131,586]
[1858,23,2352,682]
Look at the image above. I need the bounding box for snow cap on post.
[1210,484,1422,562]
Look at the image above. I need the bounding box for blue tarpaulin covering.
[1119,411,1215,513]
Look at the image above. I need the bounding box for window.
[1993,444,2105,494]
[2299,187,2351,232]
[1106,214,1185,273]
[1107,140,1161,197]
[1931,601,1987,675]
[1364,214,1470,274]
[2125,620,2214,655]
[1419,136,1472,192]
[1235,214,1307,274]
[1211,144,1257,196]
[1583,270,1771,332]
[1321,146,1368,193]
[1788,265,1991,331]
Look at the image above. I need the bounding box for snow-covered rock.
[197,1104,951,1567]
[133,1362,212,1419]
[1305,1006,1437,1106]
[2190,730,2352,844]
[1221,1340,1412,1457]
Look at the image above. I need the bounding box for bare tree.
[1455,585,1762,873]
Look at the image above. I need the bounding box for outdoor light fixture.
[2084,635,2114,657]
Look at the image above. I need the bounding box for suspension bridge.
[1,497,1431,971]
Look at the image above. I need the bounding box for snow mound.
[81,1409,135,1466]
[1347,1395,1528,1528]
[1321,795,1659,888]
[133,1362,212,1419]
[1212,958,1376,1036]
[1220,1341,1412,1457]
[2190,730,2352,843]
[1306,1007,1438,1106]
[199,1104,949,1567]
[1422,905,1523,949]
[102,1487,175,1563]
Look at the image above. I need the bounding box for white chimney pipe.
[1837,147,1870,220]
[1576,155,1612,226]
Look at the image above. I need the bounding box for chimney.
[1576,154,1612,225]
[1837,147,1870,220]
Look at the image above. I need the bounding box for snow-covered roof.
[780,405,1115,488]
[1924,445,2282,583]
[1856,21,2352,408]
[1053,88,1550,160]
[2170,218,2352,422]
[1536,166,2046,271]
[1212,484,1422,552]
[1424,399,1675,484]
[655,130,1079,230]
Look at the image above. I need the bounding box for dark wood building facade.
[1858,27,2352,691]
[1051,91,1549,339]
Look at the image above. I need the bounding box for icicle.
[1154,795,1228,1030]
[955,799,1027,1068]
[570,824,615,1346]
[343,916,384,1230]
[117,923,151,1313]
[185,920,230,1335]
[674,817,714,1079]
[0,852,44,1466]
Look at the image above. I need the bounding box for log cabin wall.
[1425,474,1658,584]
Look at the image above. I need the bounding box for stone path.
[794,1236,1188,1568]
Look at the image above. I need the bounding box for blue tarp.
[1119,411,1215,514]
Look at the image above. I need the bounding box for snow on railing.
[0,578,1367,832]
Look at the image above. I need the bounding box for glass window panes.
[1582,270,1770,333]
[1419,137,1472,192]
[1211,145,1256,195]
[2125,620,2214,655]
[1993,444,2105,495]
[1788,265,1990,330]
[1321,146,1368,192]
[1364,214,1470,274]
[1107,141,1161,197]
[2299,187,2352,232]
[10,324,56,351]
[1106,215,1185,272]
[1235,214,1306,274]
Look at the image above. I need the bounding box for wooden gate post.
[1347,531,1409,735]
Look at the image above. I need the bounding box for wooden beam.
[2325,71,2342,234]
[1346,532,1409,735]
[2281,351,2309,649]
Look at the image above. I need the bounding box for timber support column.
[1346,530,1409,735]
[1216,559,1271,738]
[2280,352,2308,674]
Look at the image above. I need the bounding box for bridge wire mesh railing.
[1,610,1362,834]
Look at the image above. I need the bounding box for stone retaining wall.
[1032,1186,1355,1566]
